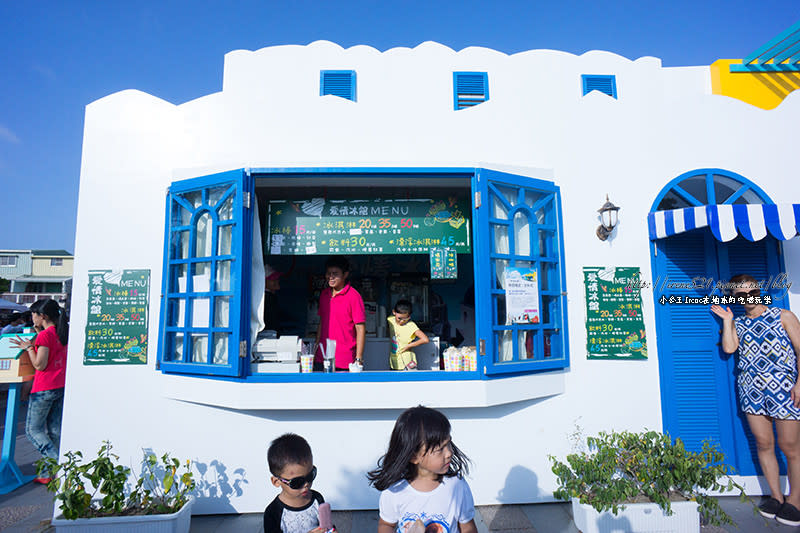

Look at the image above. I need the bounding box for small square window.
[581,74,617,99]
[50,258,63,267]
[320,70,356,101]
[453,72,489,110]
[0,256,17,267]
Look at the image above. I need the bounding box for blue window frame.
[581,74,617,98]
[158,169,253,377]
[158,167,569,382]
[653,168,771,211]
[473,169,569,376]
[453,72,489,110]
[320,70,356,101]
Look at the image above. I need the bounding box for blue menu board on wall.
[84,269,150,365]
[267,198,471,255]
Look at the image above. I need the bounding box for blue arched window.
[652,168,772,212]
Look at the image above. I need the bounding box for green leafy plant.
[549,430,746,527]
[37,441,196,519]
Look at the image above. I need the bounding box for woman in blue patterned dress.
[712,274,800,526]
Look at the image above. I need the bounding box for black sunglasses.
[732,289,761,299]
[277,465,317,489]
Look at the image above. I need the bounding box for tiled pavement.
[0,385,797,532]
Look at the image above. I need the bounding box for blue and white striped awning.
[648,204,800,242]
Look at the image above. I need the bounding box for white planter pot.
[571,497,699,533]
[51,496,193,533]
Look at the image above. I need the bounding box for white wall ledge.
[160,371,565,410]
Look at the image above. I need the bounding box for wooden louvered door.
[654,230,737,466]
[655,230,786,476]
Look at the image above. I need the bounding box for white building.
[63,36,800,514]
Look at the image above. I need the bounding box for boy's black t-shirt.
[263,489,324,533]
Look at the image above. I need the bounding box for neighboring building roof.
[0,250,32,254]
[31,249,73,257]
[12,276,71,283]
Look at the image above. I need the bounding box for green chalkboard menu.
[583,266,647,360]
[84,269,150,365]
[267,198,471,255]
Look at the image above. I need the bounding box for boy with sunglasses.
[712,274,800,526]
[264,433,333,533]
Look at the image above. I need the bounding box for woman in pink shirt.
[11,299,68,481]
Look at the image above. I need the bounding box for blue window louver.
[453,72,489,110]
[320,70,356,101]
[582,74,617,98]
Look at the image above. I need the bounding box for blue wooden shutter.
[158,169,253,377]
[654,231,735,457]
[320,70,356,101]
[473,169,569,377]
[453,72,489,110]
[581,75,617,98]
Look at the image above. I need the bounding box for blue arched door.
[651,169,788,475]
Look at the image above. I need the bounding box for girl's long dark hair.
[30,298,69,346]
[367,405,470,491]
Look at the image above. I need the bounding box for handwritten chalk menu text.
[267,198,471,255]
[583,266,647,360]
[85,269,150,365]
[430,247,458,279]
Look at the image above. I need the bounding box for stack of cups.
[464,348,477,371]
[300,354,314,373]
[443,347,460,371]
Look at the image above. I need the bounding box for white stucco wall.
[64,41,800,513]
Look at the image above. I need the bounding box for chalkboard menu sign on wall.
[84,269,150,365]
[583,266,647,360]
[267,198,471,255]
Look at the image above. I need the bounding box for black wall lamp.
[596,195,620,241]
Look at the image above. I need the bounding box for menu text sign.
[85,269,150,365]
[268,198,470,255]
[430,247,458,279]
[583,266,647,360]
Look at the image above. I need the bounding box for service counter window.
[157,168,568,386]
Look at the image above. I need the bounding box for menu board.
[267,198,470,255]
[583,266,647,360]
[430,247,458,279]
[85,269,150,365]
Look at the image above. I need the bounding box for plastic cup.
[300,354,314,373]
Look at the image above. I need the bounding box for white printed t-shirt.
[379,475,475,533]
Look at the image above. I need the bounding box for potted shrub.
[38,441,196,532]
[549,430,746,533]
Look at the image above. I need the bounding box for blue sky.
[1,1,798,253]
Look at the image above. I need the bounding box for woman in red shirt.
[11,299,68,481]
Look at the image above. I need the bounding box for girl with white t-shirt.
[368,406,477,533]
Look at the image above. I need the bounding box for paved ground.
[0,385,797,532]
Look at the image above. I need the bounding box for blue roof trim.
[731,20,800,72]
[250,166,475,176]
